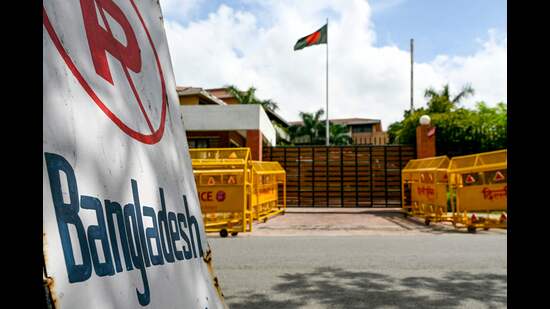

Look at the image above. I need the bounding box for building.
[289,118,389,145]
[205,87,240,105]
[331,118,389,145]
[177,86,277,160]
[206,88,291,143]
[176,86,227,106]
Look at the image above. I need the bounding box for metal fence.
[263,145,416,207]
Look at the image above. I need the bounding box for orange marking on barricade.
[227,176,236,184]
[208,177,216,185]
[228,152,237,159]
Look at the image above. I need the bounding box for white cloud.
[369,0,408,13]
[163,0,507,129]
[159,0,204,21]
[426,29,507,109]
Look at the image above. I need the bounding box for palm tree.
[293,109,325,144]
[259,99,279,112]
[290,109,352,145]
[424,84,475,113]
[328,123,352,145]
[226,85,279,111]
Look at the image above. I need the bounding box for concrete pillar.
[246,130,262,161]
[416,125,436,159]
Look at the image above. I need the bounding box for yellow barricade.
[190,148,287,237]
[402,156,451,225]
[448,149,507,233]
[250,161,287,222]
[190,148,253,237]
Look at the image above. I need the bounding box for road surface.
[208,211,507,308]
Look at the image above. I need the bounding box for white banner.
[43,0,225,307]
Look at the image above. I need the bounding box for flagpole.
[410,38,414,112]
[325,18,329,146]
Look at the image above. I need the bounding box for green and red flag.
[294,24,327,51]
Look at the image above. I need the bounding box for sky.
[160,0,507,129]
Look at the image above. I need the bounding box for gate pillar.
[416,116,436,159]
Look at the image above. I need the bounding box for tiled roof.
[176,86,202,96]
[330,118,381,125]
[205,88,234,99]
[290,118,381,126]
[175,86,227,105]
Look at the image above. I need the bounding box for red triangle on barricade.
[494,171,505,182]
[465,174,476,184]
[208,177,216,185]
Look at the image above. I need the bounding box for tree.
[326,123,353,145]
[290,109,325,145]
[225,85,287,144]
[289,109,352,145]
[226,85,279,111]
[424,84,475,113]
[387,83,506,157]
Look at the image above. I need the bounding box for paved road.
[209,234,507,309]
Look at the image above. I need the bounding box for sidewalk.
[207,207,507,237]
[283,207,404,214]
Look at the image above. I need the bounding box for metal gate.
[263,145,415,207]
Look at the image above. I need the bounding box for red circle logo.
[216,191,226,202]
[43,0,167,144]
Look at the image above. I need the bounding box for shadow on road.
[371,211,506,235]
[226,267,506,309]
[378,212,468,234]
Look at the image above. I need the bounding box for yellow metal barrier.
[190,148,253,237]
[448,149,507,233]
[402,156,451,225]
[190,148,287,237]
[250,161,287,222]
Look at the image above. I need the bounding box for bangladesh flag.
[294,24,327,51]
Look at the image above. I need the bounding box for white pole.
[410,38,414,112]
[325,18,329,146]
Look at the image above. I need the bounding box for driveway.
[207,208,507,309]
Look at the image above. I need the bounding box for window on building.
[352,125,373,133]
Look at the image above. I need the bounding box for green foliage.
[226,85,279,111]
[327,123,353,145]
[388,84,507,157]
[273,121,292,146]
[424,84,474,113]
[289,109,325,145]
[289,109,352,145]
